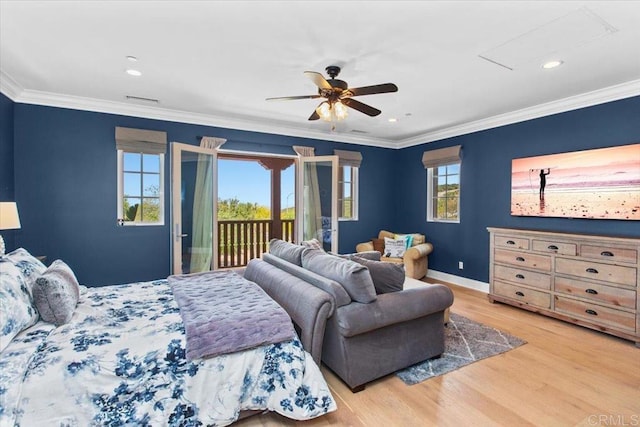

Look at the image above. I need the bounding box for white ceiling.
[1,1,640,149]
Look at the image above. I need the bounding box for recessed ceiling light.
[126,56,138,62]
[126,69,142,77]
[388,118,398,123]
[542,60,563,69]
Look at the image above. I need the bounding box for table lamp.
[0,202,21,256]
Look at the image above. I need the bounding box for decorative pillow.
[301,238,323,251]
[33,260,80,326]
[351,256,405,294]
[384,237,406,258]
[5,247,47,291]
[371,238,385,254]
[395,234,414,249]
[0,259,39,352]
[268,239,305,266]
[301,248,377,304]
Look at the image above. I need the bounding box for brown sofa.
[356,230,433,279]
[244,239,454,392]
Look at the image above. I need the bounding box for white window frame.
[338,165,359,221]
[426,162,460,223]
[117,150,165,226]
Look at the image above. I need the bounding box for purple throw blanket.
[168,270,296,360]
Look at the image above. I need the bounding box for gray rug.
[396,313,526,385]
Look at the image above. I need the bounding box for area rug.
[396,313,526,385]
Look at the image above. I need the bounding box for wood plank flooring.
[236,283,640,427]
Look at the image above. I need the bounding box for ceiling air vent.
[125,95,159,104]
[350,129,369,134]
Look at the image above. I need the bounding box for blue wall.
[395,95,640,283]
[12,103,395,285]
[7,95,640,286]
[0,93,16,251]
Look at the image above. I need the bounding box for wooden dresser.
[487,227,639,347]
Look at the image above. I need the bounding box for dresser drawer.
[494,264,551,290]
[555,296,636,332]
[555,258,637,287]
[532,239,577,256]
[494,248,551,271]
[493,280,551,309]
[495,235,529,250]
[555,276,636,309]
[581,244,638,264]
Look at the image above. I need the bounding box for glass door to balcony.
[171,142,218,274]
[297,155,338,252]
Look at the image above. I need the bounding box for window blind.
[115,127,167,154]
[333,149,363,168]
[422,145,461,168]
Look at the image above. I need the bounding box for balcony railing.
[217,219,295,268]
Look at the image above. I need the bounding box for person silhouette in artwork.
[539,168,551,199]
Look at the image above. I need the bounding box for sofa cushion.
[351,256,405,294]
[33,260,80,326]
[384,237,406,258]
[268,238,305,266]
[302,249,377,304]
[301,238,323,251]
[371,238,385,254]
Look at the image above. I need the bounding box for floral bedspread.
[0,279,336,426]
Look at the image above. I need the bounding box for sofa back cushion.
[268,239,305,266]
[351,256,405,294]
[262,253,351,307]
[302,249,377,304]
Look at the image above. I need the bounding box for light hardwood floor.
[237,283,640,427]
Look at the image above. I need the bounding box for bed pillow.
[0,259,39,352]
[351,256,405,294]
[5,247,47,291]
[302,248,376,303]
[268,239,305,266]
[33,260,80,326]
[384,237,407,258]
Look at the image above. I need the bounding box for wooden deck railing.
[217,219,295,268]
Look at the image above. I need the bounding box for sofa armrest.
[334,283,454,337]
[244,259,334,364]
[404,242,433,262]
[355,241,374,253]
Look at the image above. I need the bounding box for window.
[116,127,167,225]
[334,150,362,221]
[423,145,461,222]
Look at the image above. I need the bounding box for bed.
[0,249,336,426]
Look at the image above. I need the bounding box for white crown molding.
[0,70,23,100]
[2,69,639,150]
[396,78,640,148]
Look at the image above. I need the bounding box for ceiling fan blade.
[304,71,332,90]
[346,83,398,97]
[266,94,321,101]
[308,110,320,121]
[342,98,381,117]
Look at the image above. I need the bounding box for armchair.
[356,230,433,279]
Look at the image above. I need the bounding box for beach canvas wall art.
[511,144,640,220]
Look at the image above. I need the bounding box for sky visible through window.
[217,160,295,209]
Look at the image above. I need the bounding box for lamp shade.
[0,202,21,230]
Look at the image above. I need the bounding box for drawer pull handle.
[516,257,525,262]
[506,240,515,245]
[600,251,614,257]
[586,268,599,274]
[585,288,598,295]
[547,245,559,251]
[585,309,598,316]
[515,291,525,297]
[515,274,525,279]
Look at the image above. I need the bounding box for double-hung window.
[423,145,461,223]
[116,127,167,225]
[334,150,362,221]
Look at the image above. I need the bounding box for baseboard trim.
[427,270,490,294]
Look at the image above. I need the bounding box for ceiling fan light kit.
[267,65,398,124]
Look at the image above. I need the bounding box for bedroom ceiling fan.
[266,65,398,122]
